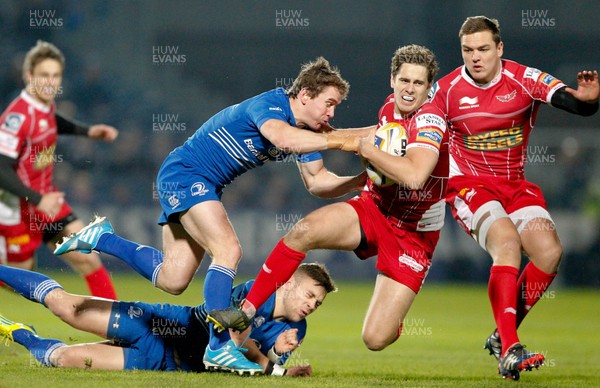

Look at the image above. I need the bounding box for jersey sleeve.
[246,95,291,131]
[428,81,447,115]
[521,66,566,103]
[407,105,447,154]
[295,151,323,163]
[277,320,307,365]
[0,111,27,159]
[230,280,253,306]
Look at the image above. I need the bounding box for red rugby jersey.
[429,59,565,180]
[366,94,449,232]
[0,90,58,206]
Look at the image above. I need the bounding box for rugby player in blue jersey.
[0,262,335,376]
[53,56,369,374]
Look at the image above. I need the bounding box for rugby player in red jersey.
[209,44,449,355]
[428,16,598,380]
[0,41,118,299]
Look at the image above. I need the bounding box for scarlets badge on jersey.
[1,113,26,134]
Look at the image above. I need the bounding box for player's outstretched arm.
[552,70,599,116]
[260,119,361,154]
[87,124,119,142]
[321,123,377,138]
[56,112,119,141]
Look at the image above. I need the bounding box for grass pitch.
[1,271,598,387]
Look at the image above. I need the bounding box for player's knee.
[229,244,243,264]
[50,347,84,368]
[45,291,75,319]
[362,327,396,351]
[211,243,243,267]
[49,346,67,367]
[487,234,522,265]
[537,241,563,273]
[362,334,391,351]
[159,280,189,295]
[285,219,316,249]
[551,245,563,269]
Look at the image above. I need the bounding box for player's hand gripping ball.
[365,122,408,186]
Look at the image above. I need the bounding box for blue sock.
[205,264,236,350]
[97,234,163,285]
[0,266,63,305]
[12,328,65,367]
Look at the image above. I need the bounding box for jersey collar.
[20,90,52,113]
[461,62,503,89]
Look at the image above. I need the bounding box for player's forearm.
[240,338,271,371]
[331,125,376,138]
[0,155,42,204]
[262,120,361,153]
[551,87,599,116]
[361,145,436,190]
[303,170,366,198]
[56,112,90,135]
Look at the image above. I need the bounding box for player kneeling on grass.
[0,262,335,376]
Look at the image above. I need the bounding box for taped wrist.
[266,361,287,376]
[326,134,358,151]
[267,345,283,364]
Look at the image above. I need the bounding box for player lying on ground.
[0,262,335,375]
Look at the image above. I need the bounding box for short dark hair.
[459,16,502,45]
[22,40,65,83]
[294,262,337,294]
[287,57,349,100]
[391,44,439,84]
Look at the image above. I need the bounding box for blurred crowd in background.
[1,0,598,285]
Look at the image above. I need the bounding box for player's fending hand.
[88,124,119,142]
[356,128,376,158]
[565,70,599,103]
[274,328,300,354]
[37,191,65,219]
[285,364,313,377]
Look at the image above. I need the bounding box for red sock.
[516,262,556,327]
[85,266,117,299]
[245,239,305,312]
[489,265,520,356]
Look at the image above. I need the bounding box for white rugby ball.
[366,122,407,186]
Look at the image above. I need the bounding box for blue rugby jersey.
[195,280,307,365]
[172,88,321,186]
